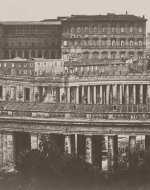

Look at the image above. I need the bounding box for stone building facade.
[0,20,62,59]
[61,13,147,61]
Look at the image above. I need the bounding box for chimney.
[126,11,128,15]
[143,15,145,18]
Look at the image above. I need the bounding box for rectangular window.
[18,63,21,67]
[17,27,23,35]
[38,70,40,75]
[12,63,14,67]
[43,27,49,34]
[37,27,43,35]
[0,63,1,67]
[4,27,10,35]
[30,63,33,67]
[102,40,107,46]
[30,27,36,35]
[43,62,46,67]
[4,63,6,67]
[10,27,16,35]
[24,63,27,67]
[24,70,27,74]
[24,27,30,35]
[121,27,125,33]
[37,63,40,67]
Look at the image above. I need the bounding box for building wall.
[62,17,146,61]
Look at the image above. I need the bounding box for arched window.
[121,27,125,33]
[139,26,142,33]
[93,54,98,59]
[85,27,88,33]
[130,26,133,33]
[102,54,107,60]
[85,54,88,59]
[121,40,125,46]
[93,40,98,46]
[139,54,142,59]
[77,28,81,33]
[44,51,49,59]
[51,51,55,59]
[31,51,36,58]
[103,27,106,33]
[4,51,9,59]
[37,51,42,58]
[139,41,142,46]
[71,28,75,33]
[11,51,16,59]
[112,27,115,33]
[130,40,133,46]
[17,51,22,58]
[112,54,116,60]
[94,26,97,33]
[112,40,116,46]
[120,53,125,60]
[84,40,88,46]
[24,51,29,59]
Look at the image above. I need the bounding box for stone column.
[31,133,39,149]
[126,84,129,105]
[34,86,39,102]
[106,85,110,105]
[0,132,3,168]
[113,84,117,104]
[76,86,79,104]
[67,87,70,103]
[140,84,143,104]
[43,87,46,94]
[147,85,150,104]
[2,85,6,101]
[82,86,84,97]
[119,85,122,104]
[75,134,77,157]
[129,135,136,150]
[7,132,15,167]
[108,136,115,172]
[87,86,91,104]
[85,135,92,164]
[100,85,102,104]
[2,132,7,167]
[110,85,113,104]
[133,85,136,104]
[64,135,71,154]
[93,86,96,104]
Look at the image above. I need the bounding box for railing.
[1,104,150,121]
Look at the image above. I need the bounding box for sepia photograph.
[0,0,149,189]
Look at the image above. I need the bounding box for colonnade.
[0,131,150,172]
[62,83,150,104]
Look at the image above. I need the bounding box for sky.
[0,0,150,32]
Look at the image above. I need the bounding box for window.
[121,27,125,33]
[102,40,107,46]
[93,40,98,46]
[43,62,46,67]
[130,40,133,46]
[93,54,98,59]
[10,27,16,35]
[24,70,27,74]
[0,63,1,67]
[18,63,21,67]
[77,28,81,33]
[139,27,142,33]
[37,27,43,35]
[17,27,23,35]
[139,41,142,46]
[71,28,75,33]
[4,63,6,67]
[85,27,88,33]
[30,70,33,75]
[112,27,115,33]
[43,27,49,34]
[112,40,116,46]
[31,42,35,47]
[30,63,33,67]
[37,63,40,67]
[94,27,97,33]
[130,26,133,33]
[30,27,36,35]
[84,40,88,46]
[38,70,41,75]
[10,87,15,100]
[55,62,57,67]
[85,54,88,59]
[12,63,14,67]
[24,63,27,67]
[24,27,30,35]
[0,86,2,99]
[19,70,22,75]
[121,40,125,46]
[103,27,106,33]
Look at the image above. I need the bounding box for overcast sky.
[0,0,149,32]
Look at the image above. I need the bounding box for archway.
[37,51,42,58]
[11,51,16,59]
[44,51,49,59]
[4,51,9,59]
[24,51,29,59]
[31,51,36,58]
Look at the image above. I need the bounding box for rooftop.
[0,21,61,26]
[62,14,147,22]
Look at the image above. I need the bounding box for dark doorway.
[14,131,31,168]
[77,135,86,159]
[92,135,102,168]
[0,86,2,99]
[24,88,30,101]
[51,134,64,153]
